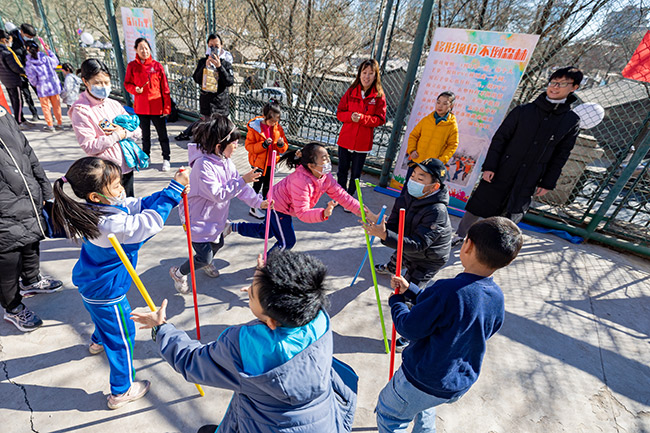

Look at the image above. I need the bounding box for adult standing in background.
[175,34,234,141]
[69,59,141,197]
[9,23,39,122]
[124,38,172,171]
[335,58,386,201]
[0,30,27,126]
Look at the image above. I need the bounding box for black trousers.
[179,236,225,275]
[21,80,38,116]
[337,147,367,196]
[138,114,170,161]
[252,167,272,198]
[122,170,135,197]
[0,241,41,312]
[6,86,25,124]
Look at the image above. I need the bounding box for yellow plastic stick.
[107,234,205,397]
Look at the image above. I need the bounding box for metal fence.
[2,0,650,254]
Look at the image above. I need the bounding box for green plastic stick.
[355,178,389,354]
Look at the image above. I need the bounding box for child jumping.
[132,249,358,433]
[232,142,377,251]
[375,217,523,432]
[245,99,288,218]
[52,156,188,409]
[169,115,270,293]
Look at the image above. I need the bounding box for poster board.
[121,7,157,63]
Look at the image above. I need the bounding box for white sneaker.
[43,125,55,132]
[203,263,220,278]
[222,221,232,238]
[249,207,266,219]
[169,266,189,294]
[161,160,171,172]
[89,342,105,355]
[107,380,150,409]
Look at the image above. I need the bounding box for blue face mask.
[407,179,429,198]
[90,84,111,100]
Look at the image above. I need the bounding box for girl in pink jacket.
[232,143,377,250]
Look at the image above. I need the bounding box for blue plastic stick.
[350,205,387,287]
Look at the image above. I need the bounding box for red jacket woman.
[124,38,172,171]
[336,59,386,196]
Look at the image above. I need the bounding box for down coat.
[465,92,580,218]
[0,107,52,253]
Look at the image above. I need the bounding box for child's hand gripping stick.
[350,205,387,287]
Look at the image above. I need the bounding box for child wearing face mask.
[244,99,289,219]
[51,156,189,410]
[231,143,377,252]
[169,115,270,293]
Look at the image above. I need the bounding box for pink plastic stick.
[263,150,277,263]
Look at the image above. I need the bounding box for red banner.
[622,31,650,83]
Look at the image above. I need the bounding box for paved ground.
[1,111,649,433]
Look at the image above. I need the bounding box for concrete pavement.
[1,114,649,433]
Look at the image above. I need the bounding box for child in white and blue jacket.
[52,156,189,410]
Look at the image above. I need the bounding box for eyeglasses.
[548,81,574,88]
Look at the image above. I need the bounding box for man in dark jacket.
[0,106,62,332]
[0,30,26,125]
[175,33,234,140]
[364,158,452,288]
[9,23,39,121]
[453,66,583,244]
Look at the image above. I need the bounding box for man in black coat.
[0,30,26,125]
[453,66,583,244]
[175,33,234,140]
[0,106,62,332]
[9,23,39,121]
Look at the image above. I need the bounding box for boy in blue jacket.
[132,249,358,433]
[376,216,523,433]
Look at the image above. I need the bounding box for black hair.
[192,114,241,155]
[278,142,324,170]
[20,23,36,37]
[52,157,122,240]
[207,33,222,44]
[438,91,456,104]
[549,66,583,86]
[134,37,151,50]
[263,99,282,119]
[255,249,329,327]
[0,30,9,41]
[467,216,523,270]
[79,58,111,81]
[61,62,75,73]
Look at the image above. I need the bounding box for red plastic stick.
[182,191,201,340]
[263,150,277,263]
[389,208,406,380]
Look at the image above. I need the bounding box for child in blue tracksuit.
[132,249,358,433]
[52,156,189,410]
[376,217,523,433]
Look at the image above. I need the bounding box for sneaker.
[203,263,220,278]
[451,235,464,247]
[107,380,150,410]
[375,263,395,275]
[343,207,352,213]
[161,160,171,172]
[31,114,40,122]
[4,305,43,332]
[395,337,410,353]
[249,207,266,219]
[169,266,190,294]
[89,342,105,355]
[175,132,191,141]
[43,125,55,132]
[19,276,63,296]
[222,221,233,238]
[55,124,65,131]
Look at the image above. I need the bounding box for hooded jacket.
[245,116,288,172]
[272,165,361,223]
[124,55,171,116]
[0,107,52,253]
[466,92,580,218]
[336,84,386,152]
[24,49,61,98]
[0,43,24,88]
[407,112,459,164]
[382,183,452,268]
[181,143,263,243]
[156,310,357,432]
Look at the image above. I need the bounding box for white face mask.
[99,191,127,207]
[314,162,331,176]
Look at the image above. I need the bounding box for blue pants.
[82,295,136,395]
[236,210,296,251]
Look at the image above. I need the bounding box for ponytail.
[278,142,325,171]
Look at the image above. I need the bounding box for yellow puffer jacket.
[407,112,459,164]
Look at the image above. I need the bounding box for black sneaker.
[175,132,191,141]
[4,304,43,332]
[395,337,409,353]
[19,276,63,297]
[375,263,395,275]
[451,235,464,247]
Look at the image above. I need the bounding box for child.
[244,99,288,219]
[51,156,189,409]
[24,40,63,132]
[60,63,82,108]
[132,249,358,433]
[375,216,523,433]
[365,158,452,288]
[232,142,377,251]
[169,115,269,293]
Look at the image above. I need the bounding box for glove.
[262,137,273,149]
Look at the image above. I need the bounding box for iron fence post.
[34,0,57,56]
[378,0,434,187]
[370,0,386,58]
[374,0,394,64]
[104,0,131,105]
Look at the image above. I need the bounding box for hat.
[414,158,446,184]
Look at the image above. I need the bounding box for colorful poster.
[622,30,650,83]
[391,28,539,209]
[120,7,157,63]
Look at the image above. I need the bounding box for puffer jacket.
[273,165,361,222]
[407,112,459,164]
[24,49,61,98]
[336,84,386,152]
[0,43,24,88]
[0,107,52,253]
[245,116,288,173]
[124,55,171,115]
